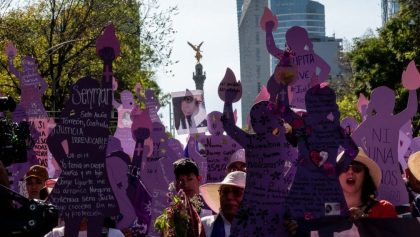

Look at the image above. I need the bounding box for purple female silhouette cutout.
[193,110,241,183]
[6,42,49,191]
[220,68,291,237]
[106,136,137,230]
[46,25,120,237]
[145,89,162,123]
[128,104,153,236]
[351,83,418,205]
[280,84,358,233]
[6,42,48,121]
[113,85,136,156]
[261,7,330,110]
[141,121,180,236]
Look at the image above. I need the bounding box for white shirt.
[201,213,231,237]
[44,227,124,237]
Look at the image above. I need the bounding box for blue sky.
[157,0,382,144]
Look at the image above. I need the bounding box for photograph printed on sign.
[171,89,207,135]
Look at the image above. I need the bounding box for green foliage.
[0,0,176,112]
[337,94,361,122]
[346,0,420,135]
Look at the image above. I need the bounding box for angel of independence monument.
[188,41,206,90]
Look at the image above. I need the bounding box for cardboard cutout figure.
[193,111,240,183]
[172,89,207,135]
[136,82,161,123]
[6,42,48,121]
[46,25,119,237]
[6,42,49,191]
[127,105,153,236]
[352,102,415,204]
[352,61,419,205]
[282,83,358,233]
[112,83,136,157]
[106,136,137,230]
[141,122,180,236]
[220,68,290,237]
[261,7,330,110]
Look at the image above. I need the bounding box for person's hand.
[283,219,299,236]
[225,89,239,103]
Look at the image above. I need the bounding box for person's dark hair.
[173,97,187,130]
[360,162,377,204]
[173,158,199,178]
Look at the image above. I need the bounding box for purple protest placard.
[113,85,136,157]
[46,25,120,237]
[261,7,330,111]
[141,121,181,236]
[171,89,207,135]
[351,61,420,205]
[193,111,240,183]
[220,68,291,236]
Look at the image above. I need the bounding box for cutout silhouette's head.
[120,90,134,108]
[207,111,224,135]
[368,86,395,115]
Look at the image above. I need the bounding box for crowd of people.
[1,142,420,236]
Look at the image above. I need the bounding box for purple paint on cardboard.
[113,88,136,156]
[46,25,120,237]
[262,7,330,110]
[194,111,240,183]
[351,73,418,205]
[220,68,291,236]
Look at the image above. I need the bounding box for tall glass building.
[271,0,325,49]
[381,0,400,25]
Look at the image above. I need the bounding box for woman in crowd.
[336,148,397,219]
[285,148,397,236]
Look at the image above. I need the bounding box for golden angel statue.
[187,41,204,63]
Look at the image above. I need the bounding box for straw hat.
[199,171,246,213]
[408,151,420,181]
[227,149,246,169]
[337,147,381,189]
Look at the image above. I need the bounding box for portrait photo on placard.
[171,89,207,135]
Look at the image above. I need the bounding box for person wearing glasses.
[285,148,397,236]
[200,171,246,237]
[336,148,397,220]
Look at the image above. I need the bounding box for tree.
[0,0,176,113]
[345,0,420,135]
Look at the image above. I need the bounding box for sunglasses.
[218,186,244,197]
[342,163,366,173]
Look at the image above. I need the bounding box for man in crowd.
[226,149,246,173]
[200,171,246,237]
[406,151,420,217]
[173,158,212,217]
[25,165,48,200]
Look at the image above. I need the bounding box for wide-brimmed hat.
[227,149,246,169]
[337,147,381,189]
[408,151,420,181]
[24,165,48,181]
[199,171,246,213]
